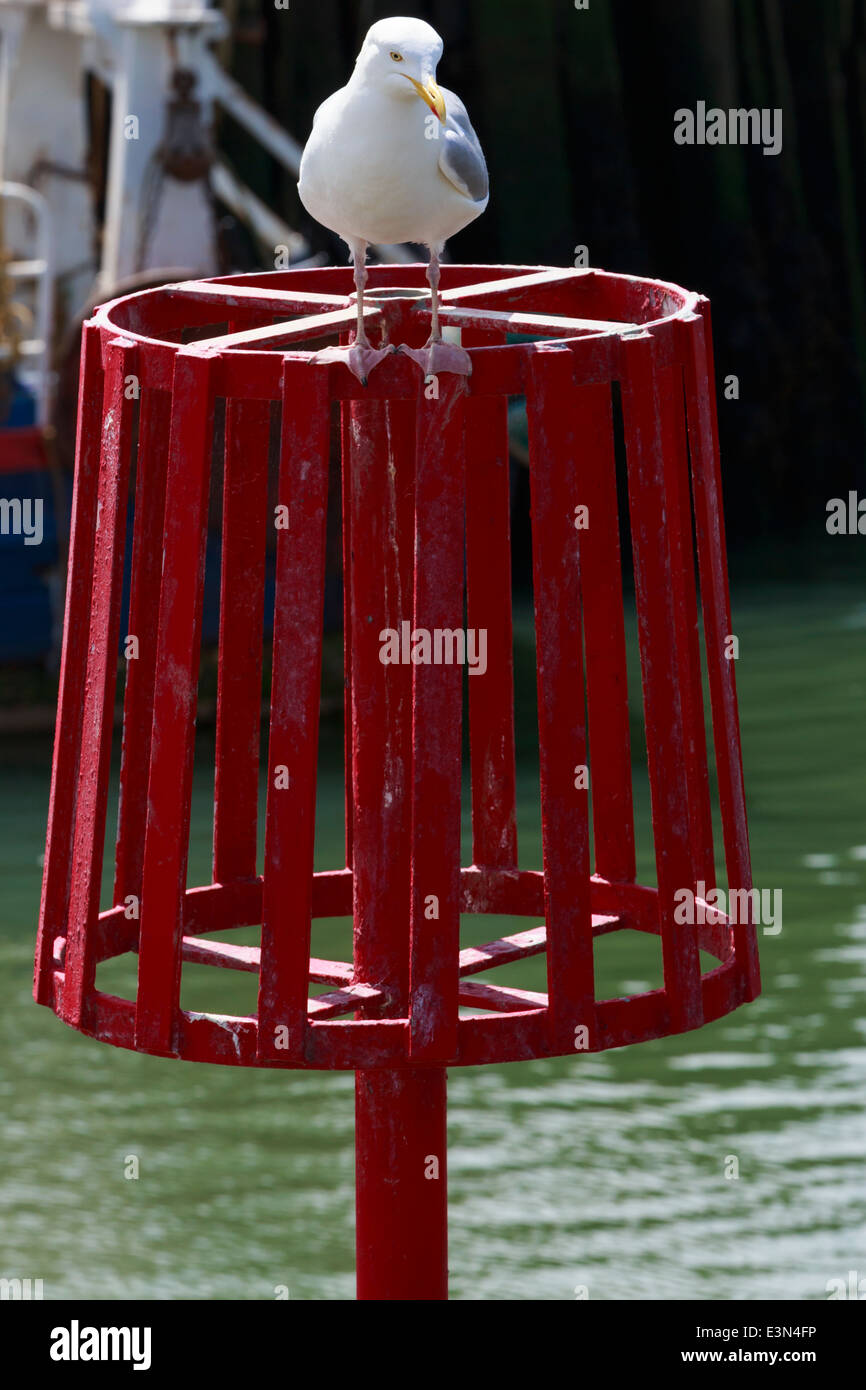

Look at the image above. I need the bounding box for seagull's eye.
[390,51,404,62]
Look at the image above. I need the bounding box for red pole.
[355,1067,448,1301]
[346,385,451,1299]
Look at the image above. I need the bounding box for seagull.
[298,16,489,384]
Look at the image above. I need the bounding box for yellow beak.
[406,76,446,123]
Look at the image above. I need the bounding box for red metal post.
[355,1067,448,1301]
[349,368,458,1294]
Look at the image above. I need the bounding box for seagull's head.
[353,16,446,123]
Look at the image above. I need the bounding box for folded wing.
[438,87,489,204]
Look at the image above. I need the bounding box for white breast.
[299,86,484,248]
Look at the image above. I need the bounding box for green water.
[1,585,864,1300]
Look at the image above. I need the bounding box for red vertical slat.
[113,387,171,906]
[575,381,636,884]
[213,397,270,882]
[35,323,106,1003]
[659,363,715,890]
[465,393,518,868]
[619,331,703,1031]
[680,309,760,999]
[60,337,137,1027]
[340,402,354,869]
[526,347,595,1050]
[257,361,331,1062]
[135,350,214,1054]
[347,396,415,1016]
[408,375,467,1062]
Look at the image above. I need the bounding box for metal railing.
[0,180,52,425]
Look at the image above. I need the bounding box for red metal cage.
[35,262,759,1071]
[34,263,760,1298]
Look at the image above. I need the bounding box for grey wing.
[438,87,489,204]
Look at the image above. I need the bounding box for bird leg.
[398,250,472,380]
[429,249,442,340]
[313,241,393,386]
